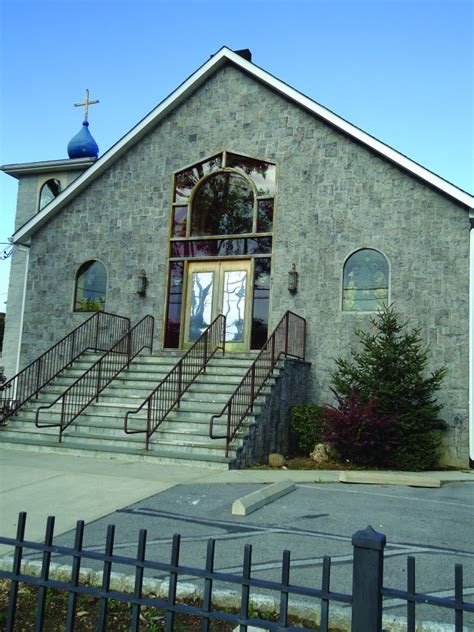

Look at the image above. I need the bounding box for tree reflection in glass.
[175,155,222,202]
[189,272,214,340]
[227,153,276,196]
[223,270,246,342]
[192,172,254,236]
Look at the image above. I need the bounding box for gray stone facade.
[232,359,311,468]
[2,168,88,378]
[5,63,471,466]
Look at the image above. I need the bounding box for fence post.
[351,525,386,632]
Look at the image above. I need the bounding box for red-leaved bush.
[323,390,399,468]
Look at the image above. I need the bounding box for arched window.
[38,179,61,210]
[74,260,107,312]
[191,172,254,236]
[343,249,389,311]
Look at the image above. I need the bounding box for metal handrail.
[209,310,306,456]
[0,311,130,426]
[125,314,226,449]
[35,315,155,441]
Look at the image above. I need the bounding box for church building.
[2,48,473,468]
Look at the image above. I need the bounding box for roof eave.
[10,46,474,244]
[2,157,97,179]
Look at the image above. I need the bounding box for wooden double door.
[183,260,253,352]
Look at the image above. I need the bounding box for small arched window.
[343,249,389,311]
[39,179,61,210]
[74,260,107,312]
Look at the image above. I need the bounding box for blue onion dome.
[67,121,99,159]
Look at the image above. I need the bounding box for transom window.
[342,249,389,312]
[38,178,61,211]
[74,260,107,312]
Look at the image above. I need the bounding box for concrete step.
[1,347,284,469]
[0,436,231,468]
[1,425,239,456]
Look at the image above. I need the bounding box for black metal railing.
[35,316,155,441]
[1,513,472,632]
[210,310,306,455]
[125,314,226,449]
[0,312,130,427]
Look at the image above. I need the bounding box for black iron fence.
[1,512,471,631]
[0,311,130,426]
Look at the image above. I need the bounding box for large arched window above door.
[74,260,107,312]
[191,171,254,236]
[170,151,276,243]
[342,248,389,312]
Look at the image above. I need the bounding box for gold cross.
[74,89,99,122]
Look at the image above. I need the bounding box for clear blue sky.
[1,0,473,308]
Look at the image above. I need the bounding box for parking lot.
[30,480,474,626]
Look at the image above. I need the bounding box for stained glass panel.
[342,249,389,311]
[189,271,214,341]
[223,270,247,343]
[74,260,107,312]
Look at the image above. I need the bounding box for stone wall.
[12,62,470,465]
[231,359,311,468]
[2,169,85,378]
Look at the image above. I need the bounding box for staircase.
[0,351,277,469]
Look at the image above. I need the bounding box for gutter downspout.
[14,244,30,378]
[470,215,474,468]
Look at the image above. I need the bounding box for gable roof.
[9,46,474,244]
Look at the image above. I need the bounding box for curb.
[339,471,441,488]
[231,479,295,515]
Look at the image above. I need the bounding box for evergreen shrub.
[328,306,447,471]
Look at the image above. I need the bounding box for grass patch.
[0,579,347,631]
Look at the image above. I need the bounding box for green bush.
[290,404,327,456]
[330,305,447,471]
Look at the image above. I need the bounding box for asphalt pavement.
[0,447,473,628]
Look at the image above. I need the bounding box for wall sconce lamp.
[137,270,148,297]
[288,263,298,295]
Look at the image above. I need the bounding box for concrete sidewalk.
[1,447,472,552]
